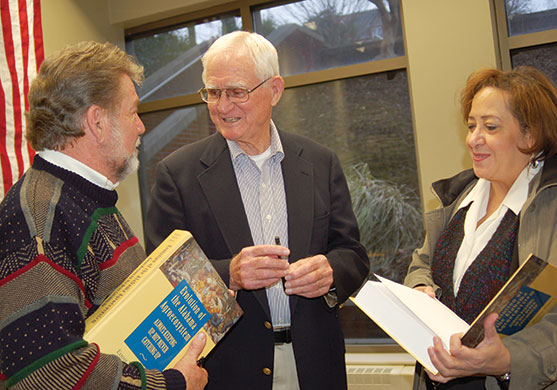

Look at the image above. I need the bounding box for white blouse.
[452,162,542,294]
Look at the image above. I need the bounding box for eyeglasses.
[198,78,271,104]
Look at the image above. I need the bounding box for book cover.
[461,254,555,347]
[84,230,243,371]
[350,254,556,374]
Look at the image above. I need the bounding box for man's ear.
[84,104,107,143]
[270,76,284,107]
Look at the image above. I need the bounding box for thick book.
[351,254,556,374]
[84,230,243,371]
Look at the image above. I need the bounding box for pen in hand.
[274,236,288,290]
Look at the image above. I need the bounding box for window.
[128,0,421,344]
[126,13,242,102]
[251,0,404,76]
[510,42,557,82]
[495,0,557,83]
[137,104,214,210]
[504,0,557,37]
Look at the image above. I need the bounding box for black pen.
[274,236,287,290]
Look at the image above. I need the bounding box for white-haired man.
[146,31,369,390]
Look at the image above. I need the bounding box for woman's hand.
[426,313,511,383]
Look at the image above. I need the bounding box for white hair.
[201,31,280,83]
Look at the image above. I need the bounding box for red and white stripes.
[0,0,43,198]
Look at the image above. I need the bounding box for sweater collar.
[39,149,118,190]
[33,155,118,207]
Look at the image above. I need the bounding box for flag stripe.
[0,80,11,194]
[17,0,32,177]
[20,0,35,165]
[0,0,42,198]
[11,0,26,178]
[24,0,44,161]
[0,1,16,194]
[27,0,41,161]
[32,0,42,68]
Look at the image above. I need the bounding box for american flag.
[0,0,43,199]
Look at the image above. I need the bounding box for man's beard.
[113,141,140,183]
[106,119,140,183]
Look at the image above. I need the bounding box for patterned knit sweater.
[0,156,185,389]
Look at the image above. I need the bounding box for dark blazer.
[145,130,369,389]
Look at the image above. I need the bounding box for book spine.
[461,255,548,347]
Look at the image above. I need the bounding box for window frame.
[128,0,409,116]
[492,0,557,70]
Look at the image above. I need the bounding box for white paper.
[375,275,469,346]
[351,275,470,374]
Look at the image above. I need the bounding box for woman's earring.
[531,158,539,168]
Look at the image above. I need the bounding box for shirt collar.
[458,161,543,215]
[38,149,118,190]
[227,120,284,161]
